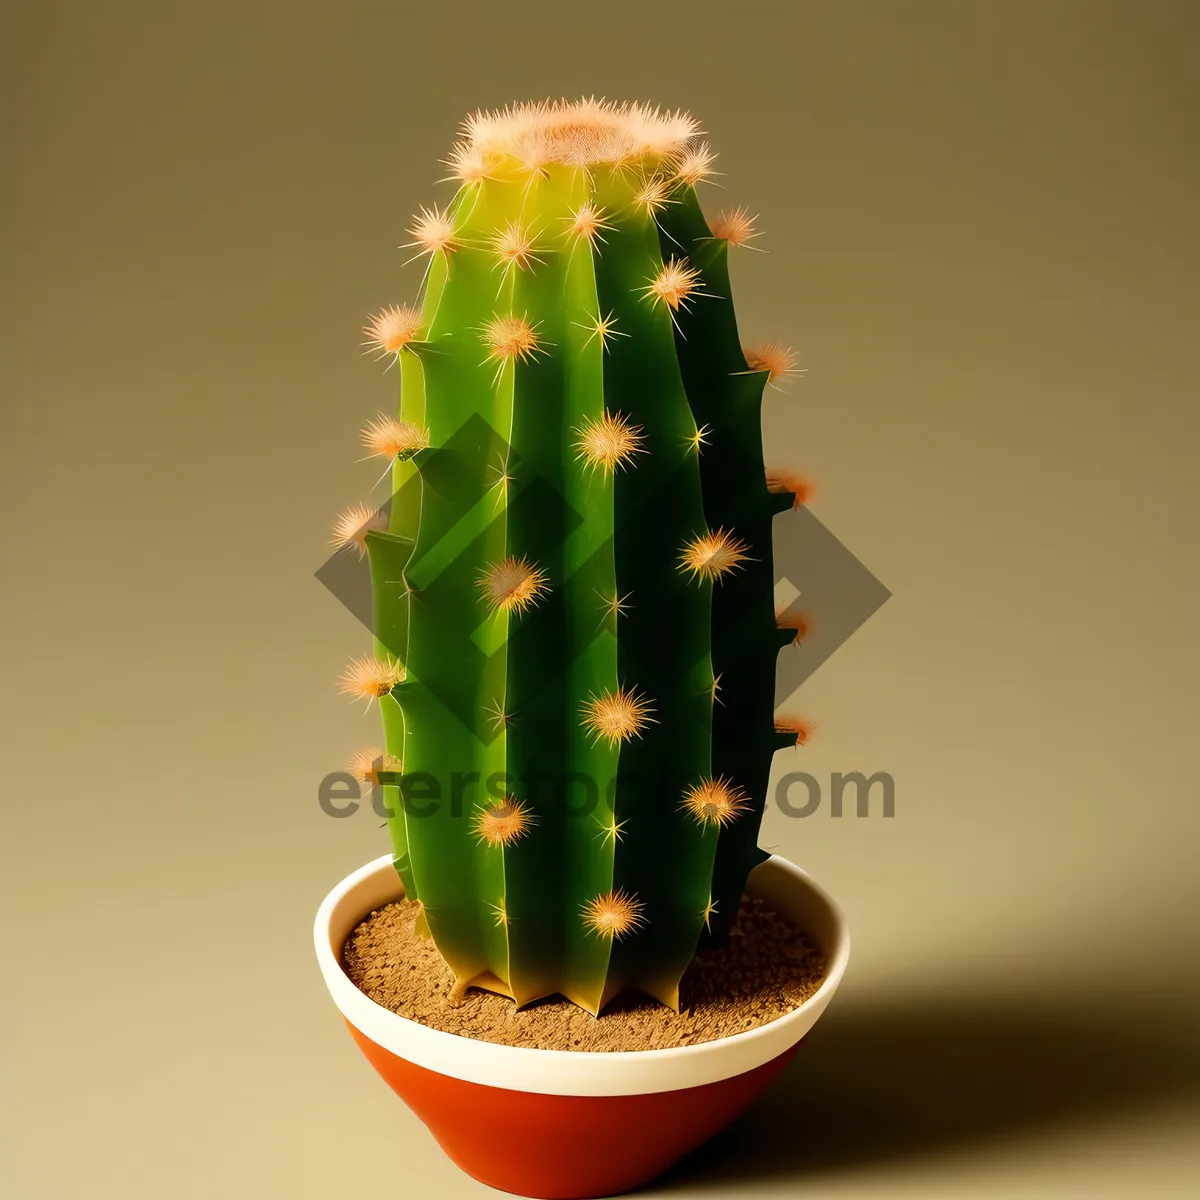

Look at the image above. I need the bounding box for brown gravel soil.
[342,896,825,1052]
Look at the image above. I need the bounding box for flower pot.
[314,854,849,1198]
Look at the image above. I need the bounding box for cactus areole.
[336,99,811,1018]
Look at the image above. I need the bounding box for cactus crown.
[335,98,809,1015]
[456,99,699,171]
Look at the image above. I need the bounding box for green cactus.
[333,100,811,1015]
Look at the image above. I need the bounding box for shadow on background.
[656,989,1200,1191]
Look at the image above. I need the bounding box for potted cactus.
[314,99,850,1199]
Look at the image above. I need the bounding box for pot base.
[315,855,849,1199]
[347,1019,799,1198]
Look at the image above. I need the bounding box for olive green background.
[3,1,1198,1196]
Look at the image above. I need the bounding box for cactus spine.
[337,101,808,1015]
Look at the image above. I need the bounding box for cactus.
[333,100,810,1015]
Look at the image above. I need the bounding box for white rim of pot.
[315,853,850,1097]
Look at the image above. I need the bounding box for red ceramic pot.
[315,854,849,1198]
